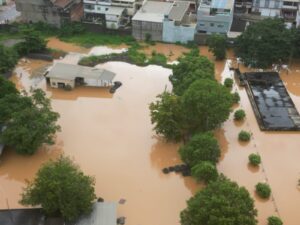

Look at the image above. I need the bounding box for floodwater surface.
[1,39,300,225]
[2,53,199,225]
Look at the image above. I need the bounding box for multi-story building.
[196,0,234,34]
[15,0,83,27]
[0,0,7,6]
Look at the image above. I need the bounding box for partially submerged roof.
[132,1,173,23]
[168,1,190,22]
[46,63,116,82]
[76,202,117,225]
[0,202,117,225]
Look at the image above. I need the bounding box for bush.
[224,78,234,88]
[248,153,261,166]
[191,161,218,183]
[232,92,240,104]
[179,132,221,167]
[234,109,246,121]
[268,216,283,225]
[256,182,271,199]
[207,34,227,60]
[148,51,167,66]
[238,130,251,142]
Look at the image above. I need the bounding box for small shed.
[46,63,116,89]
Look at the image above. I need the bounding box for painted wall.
[162,20,195,43]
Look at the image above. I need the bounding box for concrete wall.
[49,78,75,89]
[84,78,113,87]
[196,13,233,34]
[162,20,195,43]
[132,20,163,41]
[15,0,62,27]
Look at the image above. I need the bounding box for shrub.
[148,51,167,66]
[268,216,283,225]
[224,78,234,88]
[179,132,221,167]
[232,92,240,104]
[191,161,218,183]
[234,109,246,121]
[256,182,271,199]
[238,130,251,142]
[248,153,261,166]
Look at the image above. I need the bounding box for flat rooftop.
[132,1,173,23]
[245,72,300,131]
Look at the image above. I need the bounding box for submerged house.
[0,202,117,225]
[46,63,116,89]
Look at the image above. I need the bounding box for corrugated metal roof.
[211,0,233,9]
[46,63,116,82]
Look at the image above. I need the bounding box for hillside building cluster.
[14,0,300,43]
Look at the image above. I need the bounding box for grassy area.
[60,32,136,48]
[79,45,170,68]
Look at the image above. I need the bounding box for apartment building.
[196,0,234,34]
[15,0,83,27]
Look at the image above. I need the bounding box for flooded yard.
[1,40,300,225]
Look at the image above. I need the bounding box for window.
[217,24,224,28]
[52,82,56,86]
[210,23,214,27]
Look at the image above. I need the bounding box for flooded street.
[1,39,300,225]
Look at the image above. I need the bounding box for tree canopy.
[15,31,47,55]
[20,156,96,221]
[180,175,257,225]
[170,50,215,95]
[0,45,19,74]
[149,92,183,141]
[179,132,220,167]
[0,76,18,99]
[207,34,227,60]
[235,18,293,68]
[181,79,232,133]
[0,88,60,155]
[191,161,218,183]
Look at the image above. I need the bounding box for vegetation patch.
[234,109,246,121]
[268,216,283,225]
[191,161,218,183]
[256,182,271,199]
[224,77,234,89]
[248,153,261,166]
[238,130,251,142]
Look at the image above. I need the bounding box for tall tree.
[169,50,215,95]
[235,18,293,68]
[181,175,257,225]
[15,31,47,55]
[0,89,60,155]
[149,92,183,141]
[181,79,232,134]
[20,156,96,221]
[0,45,19,74]
[207,34,227,60]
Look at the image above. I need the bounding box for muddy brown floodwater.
[2,39,300,225]
[2,49,199,225]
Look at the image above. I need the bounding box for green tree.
[207,34,227,60]
[179,132,220,167]
[235,18,293,68]
[234,109,246,121]
[181,175,257,225]
[149,92,183,141]
[255,182,271,199]
[0,89,60,155]
[191,161,218,183]
[238,130,251,142]
[248,153,261,166]
[170,50,215,95]
[20,156,96,221]
[268,216,283,225]
[182,79,232,133]
[15,31,47,55]
[0,45,19,74]
[0,76,18,99]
